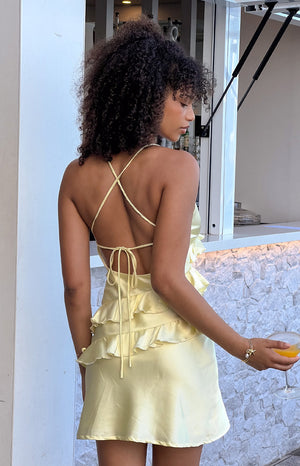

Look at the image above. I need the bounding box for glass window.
[235,8,300,227]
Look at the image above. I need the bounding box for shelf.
[89,221,300,267]
[202,222,300,252]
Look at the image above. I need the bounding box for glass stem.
[284,371,291,391]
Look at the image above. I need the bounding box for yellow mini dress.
[77,145,230,447]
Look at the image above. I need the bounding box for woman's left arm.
[58,169,92,361]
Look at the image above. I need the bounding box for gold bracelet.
[243,340,256,363]
[77,347,87,359]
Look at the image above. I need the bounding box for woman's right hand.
[243,338,300,372]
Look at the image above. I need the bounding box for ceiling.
[86,0,300,7]
[85,0,300,21]
[86,0,181,6]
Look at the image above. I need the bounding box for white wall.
[0,1,86,465]
[235,12,300,223]
[0,2,20,465]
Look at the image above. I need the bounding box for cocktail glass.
[268,331,300,399]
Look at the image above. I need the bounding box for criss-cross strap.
[90,144,159,234]
[108,162,156,227]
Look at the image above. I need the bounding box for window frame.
[200,2,241,236]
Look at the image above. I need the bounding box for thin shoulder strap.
[91,144,159,233]
[91,177,119,233]
[115,143,158,178]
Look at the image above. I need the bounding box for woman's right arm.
[58,166,92,368]
[150,151,298,372]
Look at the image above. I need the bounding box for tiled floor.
[269,449,300,465]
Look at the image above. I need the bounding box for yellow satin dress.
[77,145,230,447]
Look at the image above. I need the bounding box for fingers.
[271,362,294,372]
[271,352,299,365]
[265,339,290,349]
[269,352,299,374]
[247,359,295,372]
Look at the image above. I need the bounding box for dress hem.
[77,423,230,447]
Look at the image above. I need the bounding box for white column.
[180,0,197,57]
[0,1,86,465]
[0,2,20,465]
[200,3,241,236]
[95,0,114,41]
[198,2,214,234]
[142,0,159,21]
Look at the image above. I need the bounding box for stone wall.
[75,241,300,466]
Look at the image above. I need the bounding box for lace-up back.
[89,144,159,377]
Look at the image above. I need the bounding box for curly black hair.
[78,16,212,164]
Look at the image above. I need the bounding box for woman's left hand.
[244,338,300,371]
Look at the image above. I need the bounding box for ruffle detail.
[185,205,209,293]
[186,266,209,295]
[90,289,167,334]
[185,236,209,295]
[186,234,206,266]
[77,318,198,367]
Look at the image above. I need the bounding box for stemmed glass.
[268,332,300,399]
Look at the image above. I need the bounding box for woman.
[58,17,297,466]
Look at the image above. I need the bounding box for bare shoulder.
[151,147,199,183]
[167,148,199,170]
[60,158,81,187]
[60,156,101,193]
[59,158,94,204]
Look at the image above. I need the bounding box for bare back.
[68,144,164,274]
